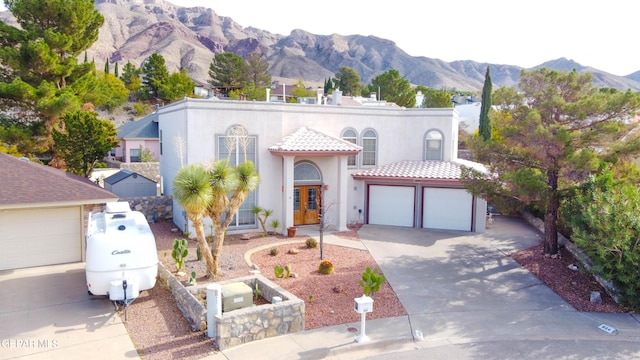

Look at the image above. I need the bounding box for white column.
[336,156,349,231]
[282,156,295,233]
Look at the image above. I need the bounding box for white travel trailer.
[85,202,158,303]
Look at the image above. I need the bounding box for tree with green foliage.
[479,66,492,141]
[158,69,195,102]
[365,69,416,108]
[333,67,362,96]
[141,53,169,100]
[104,59,109,74]
[416,86,452,108]
[208,52,249,89]
[463,68,640,257]
[114,62,119,78]
[323,78,333,94]
[81,72,129,112]
[245,52,271,87]
[52,110,118,177]
[0,0,104,118]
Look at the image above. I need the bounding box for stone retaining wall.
[213,275,305,350]
[125,195,173,222]
[157,263,207,331]
[157,266,305,351]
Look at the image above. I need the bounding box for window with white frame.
[341,129,357,166]
[361,129,377,166]
[217,125,257,227]
[425,130,443,160]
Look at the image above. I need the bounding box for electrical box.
[221,282,253,312]
[354,295,374,314]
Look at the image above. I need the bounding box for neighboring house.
[157,97,487,236]
[104,169,157,198]
[193,80,215,98]
[0,153,118,271]
[114,112,159,163]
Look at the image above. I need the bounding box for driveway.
[358,216,640,356]
[0,263,139,359]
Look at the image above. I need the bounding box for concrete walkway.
[211,216,640,359]
[0,263,139,360]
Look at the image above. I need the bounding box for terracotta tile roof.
[0,153,119,208]
[269,127,362,155]
[351,160,486,181]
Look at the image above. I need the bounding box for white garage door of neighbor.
[423,188,473,231]
[368,185,415,227]
[0,207,81,271]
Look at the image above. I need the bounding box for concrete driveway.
[0,263,139,359]
[358,216,640,356]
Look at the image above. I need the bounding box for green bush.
[562,171,640,309]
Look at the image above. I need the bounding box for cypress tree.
[104,58,109,74]
[479,66,492,141]
[114,62,119,78]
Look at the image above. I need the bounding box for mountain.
[2,0,640,92]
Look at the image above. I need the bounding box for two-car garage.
[353,160,486,233]
[366,185,475,231]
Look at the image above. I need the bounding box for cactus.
[318,260,334,275]
[274,265,284,278]
[284,264,292,278]
[196,243,203,261]
[359,267,386,297]
[270,247,279,256]
[187,271,197,286]
[171,238,189,272]
[305,237,318,248]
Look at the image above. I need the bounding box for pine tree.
[479,66,492,141]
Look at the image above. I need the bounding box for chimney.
[370,92,377,100]
[333,89,342,105]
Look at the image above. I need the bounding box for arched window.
[361,129,377,166]
[425,130,443,161]
[294,162,322,183]
[341,129,357,167]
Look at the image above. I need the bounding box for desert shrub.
[305,237,318,248]
[270,248,279,256]
[318,260,334,275]
[562,171,640,309]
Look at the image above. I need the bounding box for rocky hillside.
[1,0,640,92]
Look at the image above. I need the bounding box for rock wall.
[126,195,173,222]
[120,162,160,182]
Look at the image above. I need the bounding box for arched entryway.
[293,162,322,225]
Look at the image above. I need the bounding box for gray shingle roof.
[117,113,159,139]
[104,169,155,185]
[0,153,118,208]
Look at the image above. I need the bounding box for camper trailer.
[86,202,158,302]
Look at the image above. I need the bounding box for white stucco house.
[157,96,487,236]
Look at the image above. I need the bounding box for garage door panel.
[0,207,81,270]
[423,188,472,231]
[368,185,415,227]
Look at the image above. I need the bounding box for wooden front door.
[293,185,321,225]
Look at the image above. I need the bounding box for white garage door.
[423,188,473,231]
[368,185,415,227]
[0,207,82,271]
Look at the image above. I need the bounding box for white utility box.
[221,282,253,312]
[354,295,374,314]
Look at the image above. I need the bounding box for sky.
[1,0,638,76]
